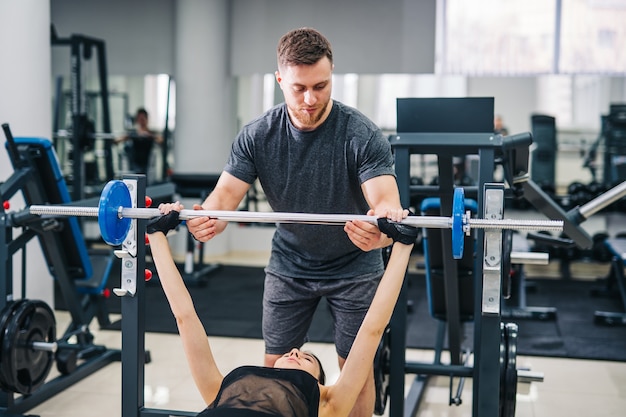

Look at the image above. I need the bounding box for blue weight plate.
[98,180,132,245]
[452,188,465,259]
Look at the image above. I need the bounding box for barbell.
[28,180,563,259]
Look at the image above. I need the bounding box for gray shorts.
[262,270,382,359]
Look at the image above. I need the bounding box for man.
[186,27,404,417]
[494,114,509,136]
[115,108,163,178]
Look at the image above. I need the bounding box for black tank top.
[197,366,320,417]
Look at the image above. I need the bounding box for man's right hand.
[185,204,220,243]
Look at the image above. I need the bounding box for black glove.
[377,212,418,245]
[146,211,181,235]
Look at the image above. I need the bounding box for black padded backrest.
[396,97,494,133]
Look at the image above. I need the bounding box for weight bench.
[593,238,626,326]
[6,136,116,330]
[2,125,121,415]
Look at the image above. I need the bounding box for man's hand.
[184,204,221,243]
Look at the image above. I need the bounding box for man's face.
[136,112,148,128]
[275,57,333,131]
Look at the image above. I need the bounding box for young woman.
[146,202,417,417]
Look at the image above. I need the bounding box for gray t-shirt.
[225,101,395,279]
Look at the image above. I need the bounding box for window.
[559,0,626,74]
[440,0,626,75]
[442,0,555,75]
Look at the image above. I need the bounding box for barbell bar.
[27,180,563,259]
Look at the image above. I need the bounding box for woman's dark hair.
[277,27,333,69]
[307,351,326,385]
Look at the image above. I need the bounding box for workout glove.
[146,211,181,235]
[377,213,418,245]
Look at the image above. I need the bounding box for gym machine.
[530,114,557,194]
[600,104,626,188]
[30,178,559,417]
[385,97,547,417]
[1,124,121,415]
[3,110,564,416]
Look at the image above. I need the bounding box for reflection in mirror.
[51,74,175,192]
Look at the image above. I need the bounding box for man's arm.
[344,175,403,251]
[185,171,251,242]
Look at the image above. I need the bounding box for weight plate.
[499,322,507,417]
[0,300,27,392]
[452,187,465,259]
[503,323,518,417]
[1,300,56,395]
[98,180,132,245]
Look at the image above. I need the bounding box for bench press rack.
[116,175,197,417]
[390,133,514,417]
[386,97,541,417]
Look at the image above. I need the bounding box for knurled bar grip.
[28,205,562,231]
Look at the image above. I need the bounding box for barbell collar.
[28,204,563,232]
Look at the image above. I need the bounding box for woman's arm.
[148,229,224,405]
[323,240,414,416]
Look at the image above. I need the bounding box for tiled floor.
[20,308,626,417]
[16,209,626,416]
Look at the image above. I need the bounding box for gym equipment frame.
[388,97,535,417]
[1,125,121,416]
[51,26,114,200]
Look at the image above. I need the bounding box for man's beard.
[291,100,329,129]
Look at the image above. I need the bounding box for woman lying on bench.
[147,202,417,417]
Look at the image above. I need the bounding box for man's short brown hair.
[277,27,333,69]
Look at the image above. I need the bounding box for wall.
[0,0,54,304]
[50,0,175,76]
[51,0,436,77]
[467,77,537,134]
[230,0,436,75]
